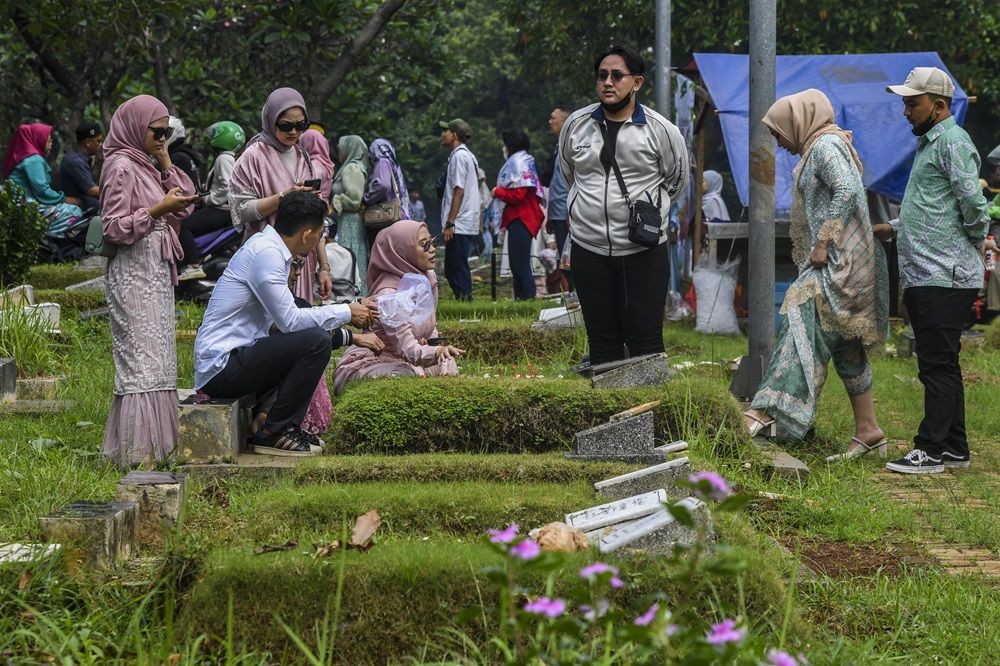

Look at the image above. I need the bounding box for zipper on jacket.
[603,172,613,257]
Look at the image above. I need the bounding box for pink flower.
[706,618,745,646]
[634,602,659,626]
[488,524,518,544]
[580,599,610,621]
[510,539,541,560]
[765,651,799,666]
[524,596,565,618]
[580,562,618,578]
[610,576,625,589]
[689,471,732,501]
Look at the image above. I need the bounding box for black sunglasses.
[597,69,633,83]
[148,126,174,141]
[419,236,439,251]
[276,119,310,133]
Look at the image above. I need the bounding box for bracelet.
[319,267,330,273]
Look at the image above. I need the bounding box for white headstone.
[654,440,689,455]
[564,489,667,532]
[598,509,675,553]
[593,457,689,492]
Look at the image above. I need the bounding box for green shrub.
[0,293,60,377]
[33,289,106,314]
[985,316,1000,351]
[0,185,49,286]
[437,320,583,365]
[26,264,104,290]
[329,376,743,455]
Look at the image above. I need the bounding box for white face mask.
[502,146,509,160]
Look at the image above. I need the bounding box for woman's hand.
[353,332,384,354]
[150,187,198,219]
[435,345,465,363]
[317,269,333,299]
[871,223,894,241]
[281,184,311,198]
[809,242,828,269]
[151,143,172,171]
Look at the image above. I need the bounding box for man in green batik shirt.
[874,67,990,475]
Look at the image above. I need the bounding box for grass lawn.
[1,264,999,664]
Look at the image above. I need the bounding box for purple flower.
[524,596,566,618]
[765,651,800,666]
[488,524,518,544]
[664,623,678,637]
[579,562,618,578]
[689,471,733,501]
[510,539,541,560]
[634,602,659,626]
[580,599,610,621]
[706,618,745,646]
[610,576,625,589]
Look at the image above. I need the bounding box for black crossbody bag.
[599,123,664,248]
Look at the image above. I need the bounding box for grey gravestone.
[598,497,713,555]
[564,489,667,533]
[77,255,108,271]
[591,352,670,389]
[594,456,692,500]
[531,306,583,331]
[16,375,64,400]
[565,411,662,463]
[0,358,15,402]
[654,440,689,455]
[22,303,61,332]
[116,471,188,548]
[177,390,252,463]
[6,284,34,306]
[758,444,810,482]
[0,543,61,565]
[38,500,137,573]
[65,275,106,292]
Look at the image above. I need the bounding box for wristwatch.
[445,222,456,229]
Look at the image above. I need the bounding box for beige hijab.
[762,89,863,174]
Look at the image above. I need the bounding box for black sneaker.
[941,450,971,470]
[297,428,327,452]
[885,449,943,474]
[253,427,318,457]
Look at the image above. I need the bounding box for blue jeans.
[506,220,536,300]
[445,233,476,300]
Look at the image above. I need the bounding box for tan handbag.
[363,173,402,229]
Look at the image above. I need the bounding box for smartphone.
[426,337,447,346]
[195,190,211,198]
[303,179,322,190]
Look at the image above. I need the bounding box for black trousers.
[201,327,332,436]
[571,241,669,364]
[506,219,536,300]
[904,286,978,457]
[179,207,233,266]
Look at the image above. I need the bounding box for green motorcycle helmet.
[206,121,246,152]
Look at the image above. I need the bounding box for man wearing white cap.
[877,66,990,474]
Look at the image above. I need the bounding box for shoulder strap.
[598,122,632,208]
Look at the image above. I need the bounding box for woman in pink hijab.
[292,128,335,304]
[333,220,465,395]
[99,94,198,469]
[228,87,332,301]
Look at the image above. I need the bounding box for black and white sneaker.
[253,427,319,457]
[941,450,971,469]
[885,449,943,474]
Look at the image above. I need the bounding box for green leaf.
[715,493,752,513]
[667,503,694,528]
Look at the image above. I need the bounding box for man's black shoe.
[885,448,943,474]
[941,450,971,469]
[253,426,318,457]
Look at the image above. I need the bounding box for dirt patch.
[778,535,933,578]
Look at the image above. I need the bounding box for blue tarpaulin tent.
[692,52,969,210]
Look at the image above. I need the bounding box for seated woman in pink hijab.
[333,220,464,394]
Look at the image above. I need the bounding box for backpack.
[325,241,361,302]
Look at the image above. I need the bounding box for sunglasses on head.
[276,119,310,133]
[597,69,632,83]
[148,126,174,141]
[419,236,438,251]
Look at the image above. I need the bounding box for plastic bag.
[692,254,740,335]
[376,273,435,329]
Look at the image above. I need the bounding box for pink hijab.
[367,220,438,297]
[3,123,52,178]
[299,129,334,200]
[247,87,307,153]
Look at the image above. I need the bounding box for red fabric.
[2,123,51,178]
[494,185,545,237]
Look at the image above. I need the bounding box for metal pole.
[730,0,776,399]
[654,0,671,118]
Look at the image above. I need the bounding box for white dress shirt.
[441,144,482,235]
[194,224,351,388]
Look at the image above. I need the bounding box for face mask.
[502,146,509,160]
[601,88,634,114]
[911,109,940,137]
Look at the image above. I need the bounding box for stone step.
[594,457,692,500]
[38,500,137,573]
[116,471,189,548]
[176,390,254,463]
[591,352,671,389]
[0,399,74,414]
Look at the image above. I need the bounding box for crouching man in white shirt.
[194,192,382,456]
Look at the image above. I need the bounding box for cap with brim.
[439,119,472,141]
[886,66,955,98]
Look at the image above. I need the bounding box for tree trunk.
[306,0,408,121]
[151,17,175,114]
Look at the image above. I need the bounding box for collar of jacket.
[589,103,647,125]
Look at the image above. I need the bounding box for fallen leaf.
[29,438,61,453]
[349,510,381,551]
[75,421,95,428]
[254,540,298,555]
[313,541,342,558]
[18,570,32,590]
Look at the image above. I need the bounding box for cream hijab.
[762,88,863,174]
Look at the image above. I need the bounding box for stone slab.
[654,440,689,455]
[180,454,301,480]
[177,391,253,463]
[0,399,74,414]
[564,489,667,533]
[116,471,188,548]
[16,375,64,400]
[38,500,137,573]
[598,497,713,555]
[0,357,15,402]
[6,284,35,306]
[564,451,667,464]
[79,305,110,320]
[65,275,106,292]
[591,352,670,389]
[22,303,61,332]
[571,411,655,458]
[0,542,61,564]
[759,444,810,482]
[77,255,107,271]
[531,306,582,330]
[594,456,692,500]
